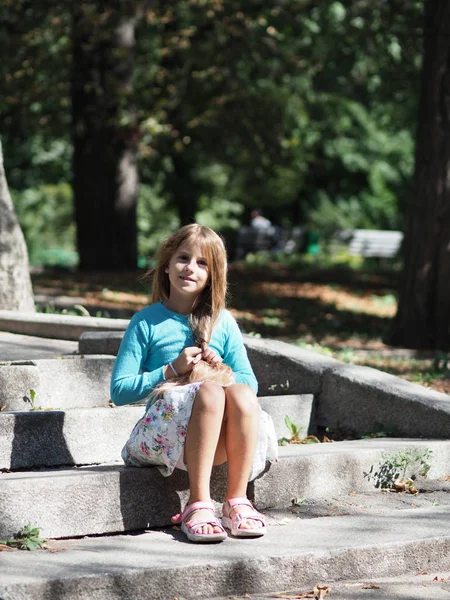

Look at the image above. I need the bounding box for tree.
[72,2,138,270]
[0,141,35,312]
[390,0,450,350]
[0,1,425,265]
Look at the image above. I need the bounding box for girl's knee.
[225,384,258,418]
[195,381,226,413]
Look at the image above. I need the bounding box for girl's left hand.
[201,347,221,365]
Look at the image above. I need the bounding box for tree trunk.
[390,0,450,350]
[0,141,35,312]
[171,153,198,225]
[71,2,138,271]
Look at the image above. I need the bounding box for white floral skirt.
[121,382,278,481]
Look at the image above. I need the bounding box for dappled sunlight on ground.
[30,265,449,395]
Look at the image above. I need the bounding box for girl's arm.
[222,313,258,394]
[110,315,166,406]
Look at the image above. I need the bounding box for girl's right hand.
[172,346,203,375]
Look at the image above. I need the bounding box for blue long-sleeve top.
[110,302,258,406]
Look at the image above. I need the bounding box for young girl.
[111,224,277,543]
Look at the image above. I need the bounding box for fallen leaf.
[394,478,418,494]
[47,546,66,553]
[0,405,6,411]
[172,525,181,531]
[363,584,381,589]
[433,576,447,582]
[323,436,334,443]
[0,543,16,552]
[416,572,429,576]
[314,585,331,599]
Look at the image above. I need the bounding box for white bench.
[332,229,403,258]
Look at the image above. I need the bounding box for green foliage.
[364,448,432,489]
[0,523,47,551]
[25,389,44,411]
[137,183,179,265]
[285,415,303,440]
[278,415,320,445]
[304,102,414,237]
[279,414,304,446]
[11,182,77,266]
[0,0,425,253]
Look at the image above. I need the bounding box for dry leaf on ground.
[314,585,331,599]
[363,584,381,589]
[394,478,418,494]
[47,546,66,553]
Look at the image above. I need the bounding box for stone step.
[1,438,448,539]
[0,309,129,341]
[0,395,314,470]
[0,356,115,411]
[1,505,450,600]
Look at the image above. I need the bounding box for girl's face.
[166,241,210,301]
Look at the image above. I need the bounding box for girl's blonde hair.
[149,224,228,344]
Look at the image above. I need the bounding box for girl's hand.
[201,347,221,365]
[172,346,203,375]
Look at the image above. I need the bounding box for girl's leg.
[222,384,262,530]
[183,381,226,535]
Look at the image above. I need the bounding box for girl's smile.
[165,242,209,310]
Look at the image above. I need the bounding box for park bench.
[331,229,404,258]
[235,226,306,259]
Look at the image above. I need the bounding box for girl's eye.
[198,260,208,267]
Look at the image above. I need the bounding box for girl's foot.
[171,501,227,543]
[222,497,266,537]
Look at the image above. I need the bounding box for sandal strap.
[225,497,252,511]
[187,515,223,531]
[223,497,266,526]
[171,500,215,524]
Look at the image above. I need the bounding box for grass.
[30,257,450,395]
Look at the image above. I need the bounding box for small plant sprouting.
[0,523,47,551]
[278,415,320,446]
[364,448,433,492]
[285,415,302,441]
[27,389,37,410]
[25,389,44,411]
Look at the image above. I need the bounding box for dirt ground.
[30,264,450,395]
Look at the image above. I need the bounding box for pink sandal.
[171,501,227,543]
[222,497,266,538]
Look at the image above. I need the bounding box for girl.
[111,224,277,543]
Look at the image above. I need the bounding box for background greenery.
[1,0,423,266]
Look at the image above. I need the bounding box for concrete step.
[1,505,450,600]
[0,309,129,341]
[0,394,313,470]
[212,571,450,600]
[0,356,115,411]
[0,331,78,361]
[1,438,449,539]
